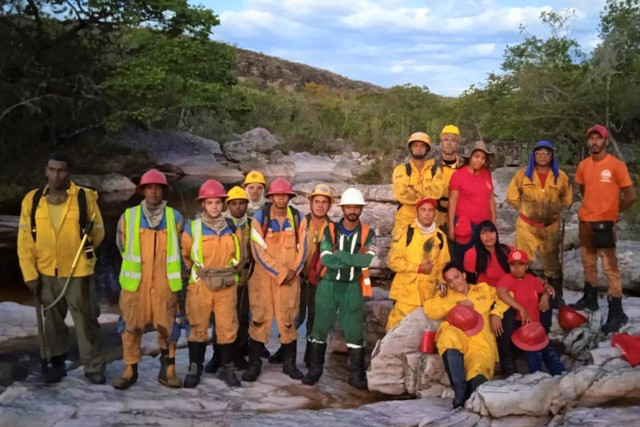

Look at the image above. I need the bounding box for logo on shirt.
[600,169,612,183]
[486,181,493,190]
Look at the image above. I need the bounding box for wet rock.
[561,406,640,426]
[72,173,136,193]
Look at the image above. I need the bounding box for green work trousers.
[40,275,105,373]
[310,278,364,346]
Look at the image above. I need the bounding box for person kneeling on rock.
[181,180,243,388]
[496,250,565,376]
[423,261,509,409]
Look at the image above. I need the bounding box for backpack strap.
[30,187,45,241]
[224,217,237,233]
[406,224,415,246]
[431,161,439,179]
[405,162,412,178]
[260,204,271,235]
[77,188,87,239]
[435,229,445,250]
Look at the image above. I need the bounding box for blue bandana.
[525,140,559,184]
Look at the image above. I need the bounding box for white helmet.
[338,187,366,206]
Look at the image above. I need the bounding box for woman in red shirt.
[448,141,496,262]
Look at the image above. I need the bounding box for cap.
[508,249,529,264]
[587,125,608,139]
[416,197,438,210]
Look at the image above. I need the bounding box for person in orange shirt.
[571,125,637,333]
[181,179,244,388]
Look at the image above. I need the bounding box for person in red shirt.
[572,125,637,334]
[497,250,565,376]
[448,140,496,262]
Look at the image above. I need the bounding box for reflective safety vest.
[119,206,183,292]
[189,218,241,284]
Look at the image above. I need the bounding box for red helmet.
[266,178,296,197]
[558,306,587,330]
[446,305,484,336]
[511,321,549,351]
[612,334,640,367]
[196,179,227,200]
[139,169,168,187]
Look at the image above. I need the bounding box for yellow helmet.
[307,183,334,202]
[242,170,266,187]
[440,124,461,138]
[226,185,249,202]
[407,132,432,149]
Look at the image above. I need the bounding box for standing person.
[448,141,496,262]
[242,170,268,215]
[17,153,106,384]
[270,183,334,367]
[507,141,573,306]
[243,178,308,382]
[571,125,637,333]
[113,169,183,390]
[426,124,465,229]
[302,188,376,390]
[392,132,443,240]
[181,180,243,388]
[386,198,450,331]
[423,262,509,408]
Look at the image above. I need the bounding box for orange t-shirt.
[575,154,632,221]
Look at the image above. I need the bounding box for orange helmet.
[558,306,587,330]
[446,305,484,336]
[266,178,296,197]
[511,322,549,351]
[196,179,227,200]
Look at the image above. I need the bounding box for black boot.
[282,341,303,380]
[547,277,565,308]
[217,344,242,387]
[183,341,206,388]
[466,374,487,400]
[204,342,220,374]
[302,341,326,385]
[242,338,264,382]
[233,343,249,370]
[442,349,467,409]
[269,345,284,364]
[44,354,66,384]
[303,343,311,368]
[570,283,599,311]
[85,371,106,385]
[497,334,516,377]
[113,364,138,390]
[601,297,628,334]
[158,348,182,388]
[347,347,368,390]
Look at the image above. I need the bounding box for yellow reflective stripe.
[165,207,182,291]
[189,218,203,284]
[166,255,181,263]
[120,271,142,279]
[167,272,182,280]
[122,255,141,262]
[250,226,267,249]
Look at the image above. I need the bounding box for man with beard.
[242,170,268,215]
[571,125,637,333]
[18,153,105,384]
[303,188,376,390]
[113,169,184,390]
[392,132,443,240]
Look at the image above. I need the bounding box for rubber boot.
[601,297,628,334]
[261,347,271,359]
[183,341,206,388]
[466,374,487,400]
[217,344,242,387]
[44,354,67,384]
[442,349,467,409]
[113,364,138,390]
[302,341,327,385]
[282,341,304,380]
[158,344,182,388]
[347,347,368,390]
[242,338,264,382]
[303,343,311,368]
[497,334,516,377]
[204,342,220,374]
[85,371,106,385]
[269,345,284,364]
[233,342,249,370]
[570,283,599,311]
[547,277,565,308]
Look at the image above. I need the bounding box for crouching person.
[181,180,243,388]
[303,188,376,390]
[424,261,509,408]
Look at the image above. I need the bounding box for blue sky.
[196,0,606,96]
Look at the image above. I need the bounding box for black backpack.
[30,187,88,241]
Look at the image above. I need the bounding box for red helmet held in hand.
[447,305,484,336]
[512,321,549,351]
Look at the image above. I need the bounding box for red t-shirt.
[463,246,510,287]
[538,171,548,188]
[575,154,633,222]
[497,273,544,321]
[449,167,493,224]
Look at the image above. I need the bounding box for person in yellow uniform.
[18,153,105,384]
[426,124,465,230]
[423,261,509,408]
[506,141,573,307]
[181,179,243,388]
[113,169,184,390]
[386,197,450,331]
[243,178,308,382]
[242,170,268,215]
[391,132,443,240]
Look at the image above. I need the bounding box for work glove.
[171,313,191,342]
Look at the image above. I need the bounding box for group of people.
[16,122,636,409]
[386,123,636,407]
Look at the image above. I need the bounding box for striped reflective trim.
[362,276,371,285]
[19,224,28,229]
[250,226,267,250]
[120,271,142,279]
[122,255,141,262]
[166,254,181,263]
[93,223,104,228]
[167,272,182,280]
[346,343,364,349]
[320,250,333,257]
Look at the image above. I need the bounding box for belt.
[519,212,556,228]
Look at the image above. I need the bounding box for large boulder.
[222,127,284,162]
[72,173,136,193]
